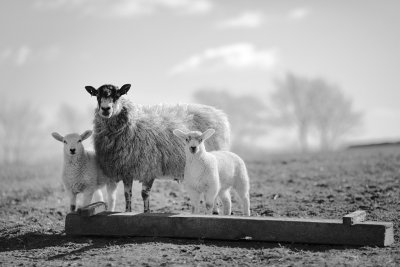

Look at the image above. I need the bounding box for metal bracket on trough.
[65,208,394,247]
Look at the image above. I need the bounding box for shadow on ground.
[0,227,370,260]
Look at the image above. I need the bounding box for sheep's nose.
[101,107,111,111]
[190,146,197,153]
[70,148,76,154]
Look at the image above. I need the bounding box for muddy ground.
[0,147,399,266]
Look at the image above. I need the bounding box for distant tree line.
[194,72,363,151]
[0,101,43,163]
[0,101,92,164]
[0,72,362,163]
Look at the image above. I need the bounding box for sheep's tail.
[188,104,231,151]
[214,109,231,151]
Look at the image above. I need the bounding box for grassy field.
[0,147,399,266]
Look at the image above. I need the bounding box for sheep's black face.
[85,84,131,119]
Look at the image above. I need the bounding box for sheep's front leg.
[142,179,154,213]
[69,192,77,212]
[106,182,118,211]
[123,179,133,212]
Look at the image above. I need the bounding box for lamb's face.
[173,129,216,155]
[51,130,92,156]
[85,84,131,119]
[184,132,204,154]
[63,134,85,156]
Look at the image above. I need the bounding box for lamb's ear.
[85,86,98,96]
[201,129,215,140]
[80,130,92,141]
[118,84,131,96]
[173,129,187,140]
[51,132,64,142]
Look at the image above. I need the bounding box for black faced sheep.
[85,84,231,212]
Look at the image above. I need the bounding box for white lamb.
[173,128,250,216]
[51,130,118,212]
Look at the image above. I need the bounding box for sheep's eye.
[185,138,189,142]
[78,140,82,143]
[63,140,67,144]
[198,139,202,143]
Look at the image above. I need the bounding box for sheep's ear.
[80,130,92,141]
[85,86,98,96]
[201,129,215,140]
[118,84,131,96]
[51,132,64,142]
[173,129,187,140]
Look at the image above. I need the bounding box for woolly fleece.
[93,98,231,186]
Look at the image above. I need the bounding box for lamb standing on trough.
[85,84,230,212]
[173,128,250,216]
[51,130,118,212]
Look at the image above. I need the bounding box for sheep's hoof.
[212,211,219,215]
[144,209,151,213]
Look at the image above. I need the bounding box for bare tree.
[271,73,314,151]
[0,100,43,163]
[308,78,362,150]
[271,73,362,151]
[193,89,269,147]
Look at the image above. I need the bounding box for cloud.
[0,48,13,61]
[160,0,212,14]
[218,11,264,29]
[0,45,61,66]
[170,43,278,75]
[288,7,311,20]
[34,0,213,18]
[42,45,62,62]
[0,46,33,66]
[15,46,32,66]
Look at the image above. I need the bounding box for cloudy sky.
[1,0,400,149]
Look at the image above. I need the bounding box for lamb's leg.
[186,188,201,214]
[212,197,220,215]
[236,189,250,216]
[93,189,104,202]
[219,190,232,215]
[123,179,133,212]
[204,189,219,215]
[235,171,251,216]
[106,182,118,211]
[241,193,251,216]
[69,192,77,212]
[82,190,95,207]
[141,179,154,213]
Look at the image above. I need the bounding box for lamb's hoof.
[144,209,151,213]
[231,212,234,215]
[212,211,219,215]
